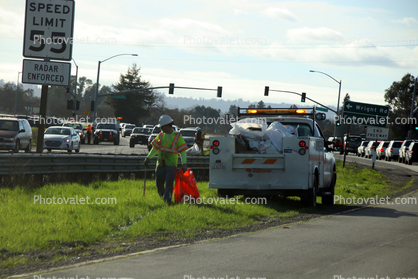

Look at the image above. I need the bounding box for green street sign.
[343,101,389,117]
[342,101,389,127]
[316,107,328,112]
[110,95,126,99]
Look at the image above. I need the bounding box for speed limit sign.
[23,0,75,61]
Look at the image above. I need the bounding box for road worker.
[194,127,206,155]
[144,115,188,204]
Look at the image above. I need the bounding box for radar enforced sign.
[23,0,75,61]
[22,59,71,86]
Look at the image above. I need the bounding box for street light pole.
[310,70,342,139]
[14,71,22,116]
[92,53,138,123]
[72,58,78,118]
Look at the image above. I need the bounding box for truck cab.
[208,107,336,207]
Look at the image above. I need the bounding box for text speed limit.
[23,0,75,61]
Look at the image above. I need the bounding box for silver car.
[43,126,81,153]
[384,140,402,161]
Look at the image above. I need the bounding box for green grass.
[0,160,413,268]
[334,160,411,204]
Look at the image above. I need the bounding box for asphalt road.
[335,152,418,172]
[22,192,418,279]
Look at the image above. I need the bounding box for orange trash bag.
[174,169,200,204]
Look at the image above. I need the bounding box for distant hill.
[163,95,337,119]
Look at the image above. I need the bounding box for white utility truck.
[209,107,336,207]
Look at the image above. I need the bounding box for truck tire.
[304,174,318,207]
[322,170,336,205]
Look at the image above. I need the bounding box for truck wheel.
[130,142,135,148]
[322,171,336,205]
[305,175,318,207]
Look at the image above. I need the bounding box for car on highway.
[357,140,369,157]
[122,124,136,137]
[62,122,86,144]
[130,127,152,147]
[0,118,32,153]
[341,135,362,155]
[93,122,120,145]
[43,126,80,153]
[376,141,389,160]
[143,124,154,129]
[385,140,403,161]
[398,140,414,163]
[365,141,379,158]
[179,127,199,148]
[405,142,418,165]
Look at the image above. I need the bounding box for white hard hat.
[159,115,174,126]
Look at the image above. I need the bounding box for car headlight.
[62,138,71,143]
[78,132,82,136]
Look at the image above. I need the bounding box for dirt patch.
[2,163,417,278]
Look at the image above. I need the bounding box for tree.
[105,64,160,125]
[384,73,416,139]
[257,100,266,108]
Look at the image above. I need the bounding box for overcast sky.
[1,0,417,108]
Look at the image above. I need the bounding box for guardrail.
[0,154,209,187]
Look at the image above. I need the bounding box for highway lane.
[22,192,418,279]
[335,152,418,173]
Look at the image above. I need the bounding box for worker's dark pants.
[87,133,91,144]
[198,143,204,155]
[155,162,177,203]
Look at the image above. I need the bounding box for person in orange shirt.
[86,124,92,144]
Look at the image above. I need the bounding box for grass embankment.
[0,160,413,268]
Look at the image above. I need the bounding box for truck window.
[279,122,313,137]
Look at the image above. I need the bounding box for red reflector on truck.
[213,140,220,147]
[299,141,306,147]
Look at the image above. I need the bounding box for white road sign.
[22,59,71,86]
[366,126,389,140]
[23,0,75,61]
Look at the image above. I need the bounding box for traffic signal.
[169,83,174,94]
[76,100,80,110]
[217,86,222,98]
[67,99,73,110]
[90,100,95,111]
[264,86,269,96]
[301,92,306,102]
[336,120,341,126]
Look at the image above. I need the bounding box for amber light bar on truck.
[247,109,307,114]
[238,107,315,117]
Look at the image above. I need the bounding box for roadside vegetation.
[0,160,413,268]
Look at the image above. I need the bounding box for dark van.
[0,118,33,152]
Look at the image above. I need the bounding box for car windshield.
[152,126,161,134]
[125,125,135,129]
[0,120,19,131]
[64,123,83,130]
[97,124,115,129]
[180,130,197,137]
[133,128,151,134]
[362,141,369,146]
[393,142,402,147]
[45,128,71,135]
[348,137,362,143]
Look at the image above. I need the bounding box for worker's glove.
[144,157,150,167]
[181,164,187,173]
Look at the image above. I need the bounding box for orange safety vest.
[194,131,205,144]
[86,126,92,134]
